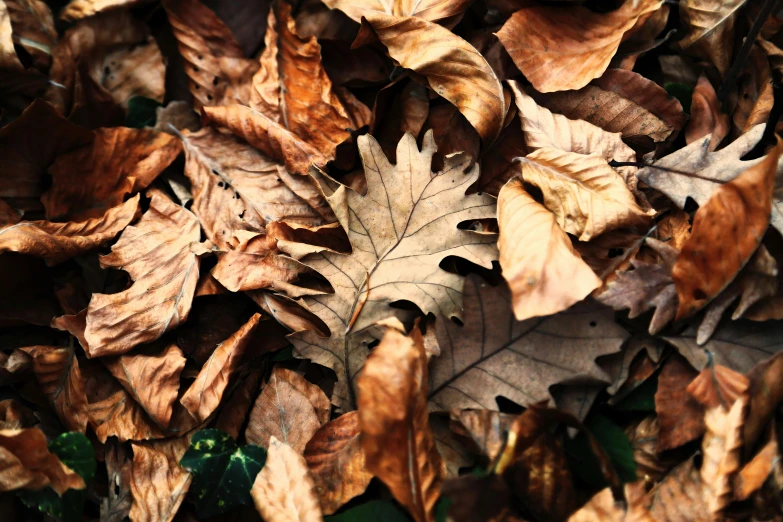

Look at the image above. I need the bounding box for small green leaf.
[125,96,162,128]
[586,414,637,484]
[664,82,693,114]
[326,500,411,522]
[180,429,267,518]
[17,432,95,522]
[612,372,658,412]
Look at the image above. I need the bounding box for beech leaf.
[129,437,191,522]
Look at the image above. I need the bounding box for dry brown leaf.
[497,177,601,321]
[0,195,139,264]
[324,0,472,23]
[0,427,85,494]
[696,244,779,344]
[0,0,22,69]
[358,327,443,522]
[245,367,329,453]
[289,131,496,410]
[510,82,637,166]
[303,411,373,514]
[104,343,186,429]
[423,103,480,172]
[449,409,515,461]
[496,0,663,93]
[251,436,323,522]
[60,0,149,22]
[5,0,56,72]
[180,313,261,423]
[595,237,680,335]
[430,274,626,411]
[687,74,729,150]
[43,128,181,220]
[357,13,505,142]
[24,345,89,433]
[672,140,782,318]
[202,104,329,176]
[678,0,747,75]
[735,432,778,501]
[733,45,774,137]
[82,191,203,357]
[215,368,263,439]
[0,99,92,205]
[253,1,369,160]
[163,0,258,111]
[654,353,704,451]
[479,115,527,195]
[46,11,164,118]
[101,440,132,522]
[518,148,653,241]
[129,436,192,522]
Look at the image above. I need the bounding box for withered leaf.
[358,13,505,142]
[251,436,323,522]
[5,0,56,72]
[253,1,370,160]
[687,73,729,150]
[654,354,704,451]
[510,82,637,167]
[0,427,85,494]
[129,437,192,522]
[430,275,626,412]
[498,177,601,321]
[324,0,473,23]
[678,0,746,75]
[101,440,132,522]
[24,345,89,433]
[83,191,203,357]
[163,0,258,111]
[496,0,664,92]
[245,367,329,454]
[304,411,373,514]
[290,131,496,411]
[672,140,782,318]
[358,327,443,522]
[60,0,150,22]
[518,148,652,241]
[104,343,186,429]
[43,127,181,220]
[0,195,140,264]
[180,313,261,423]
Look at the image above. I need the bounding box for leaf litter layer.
[2,0,783,521]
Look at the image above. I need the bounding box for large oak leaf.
[496,0,664,92]
[357,13,504,142]
[518,148,652,241]
[497,177,601,321]
[83,191,204,357]
[289,131,497,410]
[429,275,627,411]
[358,327,443,522]
[0,195,140,264]
[672,140,782,318]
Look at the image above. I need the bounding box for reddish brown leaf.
[655,354,704,451]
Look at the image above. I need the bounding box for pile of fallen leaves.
[2,0,783,520]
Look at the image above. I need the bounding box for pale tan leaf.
[304,411,372,514]
[104,343,186,429]
[251,436,323,522]
[324,0,472,22]
[290,132,497,411]
[497,178,601,321]
[245,367,328,454]
[509,82,636,166]
[180,313,261,423]
[518,148,652,241]
[0,428,85,494]
[43,127,181,220]
[358,13,504,142]
[0,0,22,69]
[83,192,203,357]
[358,328,443,522]
[430,275,626,411]
[496,0,664,92]
[129,436,192,522]
[0,195,140,264]
[163,0,258,111]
